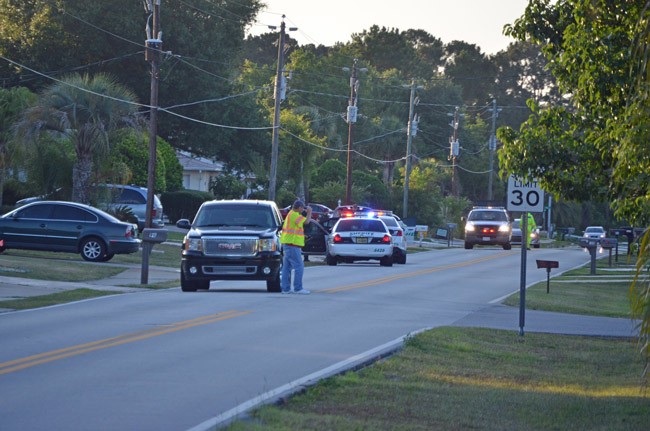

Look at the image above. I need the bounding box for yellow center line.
[321,251,515,293]
[0,309,251,375]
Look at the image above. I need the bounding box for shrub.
[160,190,214,223]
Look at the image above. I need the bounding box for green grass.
[0,253,126,281]
[0,288,120,310]
[226,327,648,431]
[503,281,634,317]
[0,242,181,270]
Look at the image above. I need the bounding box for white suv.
[464,207,512,250]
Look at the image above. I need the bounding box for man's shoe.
[281,290,292,294]
[294,289,311,295]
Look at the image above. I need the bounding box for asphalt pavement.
[0,251,640,338]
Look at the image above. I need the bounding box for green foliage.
[108,129,182,193]
[501,0,650,378]
[209,173,247,200]
[106,204,138,226]
[160,190,214,223]
[310,181,347,209]
[14,73,139,204]
[352,170,389,208]
[24,135,74,197]
[311,159,346,185]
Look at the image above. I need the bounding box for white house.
[177,151,224,192]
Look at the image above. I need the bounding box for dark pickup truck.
[176,200,284,292]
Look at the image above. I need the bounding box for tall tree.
[0,87,36,206]
[14,73,139,203]
[498,0,650,380]
[0,0,265,165]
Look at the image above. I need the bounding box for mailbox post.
[600,237,617,267]
[140,228,168,284]
[579,238,599,275]
[536,260,559,293]
[447,223,456,247]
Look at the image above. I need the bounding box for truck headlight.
[258,238,277,252]
[184,237,202,252]
[465,222,475,232]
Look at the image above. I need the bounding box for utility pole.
[487,98,501,201]
[402,80,421,219]
[142,0,161,284]
[344,59,366,204]
[268,16,296,202]
[448,107,461,197]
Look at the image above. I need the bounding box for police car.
[377,214,407,264]
[325,216,394,266]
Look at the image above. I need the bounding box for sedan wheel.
[325,254,337,266]
[80,237,107,262]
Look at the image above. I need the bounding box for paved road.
[0,246,641,431]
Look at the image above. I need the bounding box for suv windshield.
[468,210,508,222]
[195,204,274,228]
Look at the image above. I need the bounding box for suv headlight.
[184,237,202,252]
[465,222,475,232]
[498,224,510,233]
[258,238,277,252]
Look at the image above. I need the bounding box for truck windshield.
[195,205,274,228]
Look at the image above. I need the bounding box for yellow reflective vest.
[281,210,307,247]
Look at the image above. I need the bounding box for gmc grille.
[202,237,258,257]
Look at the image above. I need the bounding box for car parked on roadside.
[0,201,141,262]
[511,218,541,248]
[326,216,394,266]
[98,184,164,231]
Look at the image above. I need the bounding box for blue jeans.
[281,245,304,292]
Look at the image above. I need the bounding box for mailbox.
[536,260,558,293]
[579,237,599,249]
[600,237,617,249]
[536,260,558,269]
[141,228,168,244]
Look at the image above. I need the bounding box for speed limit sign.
[507,175,544,212]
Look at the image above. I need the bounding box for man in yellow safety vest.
[280,200,312,294]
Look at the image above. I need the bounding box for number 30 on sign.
[507,175,544,212]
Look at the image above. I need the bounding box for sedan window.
[15,204,54,219]
[51,205,97,222]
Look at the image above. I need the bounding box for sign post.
[507,175,544,336]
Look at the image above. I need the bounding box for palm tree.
[14,73,139,203]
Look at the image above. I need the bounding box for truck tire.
[266,272,281,292]
[180,271,199,292]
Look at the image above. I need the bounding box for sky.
[248,0,529,55]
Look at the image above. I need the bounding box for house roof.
[177,151,224,172]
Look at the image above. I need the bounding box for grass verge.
[0,254,125,281]
[503,280,634,318]
[226,327,648,431]
[0,288,120,310]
